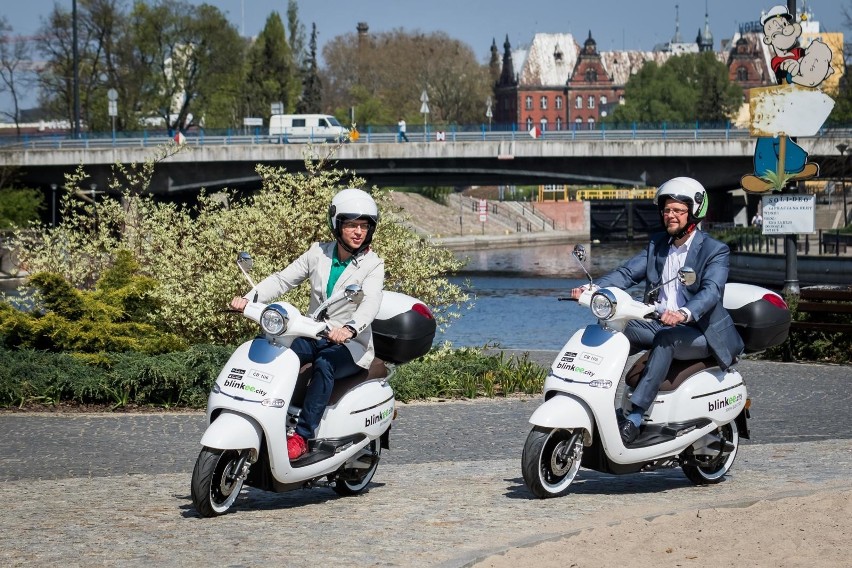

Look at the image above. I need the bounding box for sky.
[1,0,848,112]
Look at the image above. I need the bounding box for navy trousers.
[623,319,710,411]
[289,337,361,440]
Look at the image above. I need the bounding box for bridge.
[1,129,848,198]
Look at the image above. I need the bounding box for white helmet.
[655,177,708,222]
[327,188,379,255]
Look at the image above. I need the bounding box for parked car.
[268,114,348,144]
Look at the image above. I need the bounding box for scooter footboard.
[200,410,263,451]
[528,395,594,439]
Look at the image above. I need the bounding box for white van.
[268,114,348,143]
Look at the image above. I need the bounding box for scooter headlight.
[260,304,289,336]
[590,289,617,320]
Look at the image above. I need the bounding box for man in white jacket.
[230,188,385,459]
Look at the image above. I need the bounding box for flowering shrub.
[9,146,468,345]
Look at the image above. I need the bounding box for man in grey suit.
[573,177,744,445]
[231,188,385,459]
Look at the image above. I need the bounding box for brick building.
[492,6,843,132]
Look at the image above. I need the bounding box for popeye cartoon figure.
[741,5,834,194]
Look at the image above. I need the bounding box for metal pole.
[72,0,81,139]
[51,184,57,226]
[781,0,800,297]
[838,144,849,228]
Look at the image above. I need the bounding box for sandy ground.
[476,488,852,568]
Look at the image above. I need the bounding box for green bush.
[0,344,231,409]
[0,188,44,230]
[0,250,186,354]
[390,344,546,402]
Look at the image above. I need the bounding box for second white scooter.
[521,245,790,498]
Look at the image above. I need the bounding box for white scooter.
[521,245,791,498]
[191,252,436,517]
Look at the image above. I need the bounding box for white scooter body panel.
[204,339,299,474]
[317,380,395,440]
[646,368,747,426]
[539,325,629,431]
[200,410,263,450]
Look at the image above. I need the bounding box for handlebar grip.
[557,297,579,302]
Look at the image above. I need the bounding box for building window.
[588,96,595,109]
[540,117,548,131]
[587,117,595,127]
[619,94,625,104]
[737,66,748,81]
[555,96,563,110]
[540,96,548,110]
[575,117,583,124]
[600,95,607,106]
[575,95,582,109]
[556,117,563,130]
[525,96,533,110]
[585,68,597,82]
[525,117,533,130]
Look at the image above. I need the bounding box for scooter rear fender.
[200,410,262,451]
[528,394,594,444]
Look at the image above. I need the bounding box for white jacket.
[245,242,385,369]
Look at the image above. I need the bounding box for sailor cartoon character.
[741,5,834,194]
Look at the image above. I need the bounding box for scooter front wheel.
[191,447,247,517]
[522,427,584,499]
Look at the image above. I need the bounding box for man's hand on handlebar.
[660,309,688,327]
[230,296,248,312]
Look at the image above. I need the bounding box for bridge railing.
[2,123,851,151]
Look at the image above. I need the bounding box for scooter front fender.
[528,395,594,440]
[200,410,262,451]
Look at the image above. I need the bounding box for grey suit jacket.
[596,231,744,369]
[246,242,385,369]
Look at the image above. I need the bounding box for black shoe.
[620,420,640,445]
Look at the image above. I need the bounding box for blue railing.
[1,121,850,150]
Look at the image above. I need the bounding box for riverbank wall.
[728,251,852,288]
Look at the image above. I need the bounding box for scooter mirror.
[236,252,257,289]
[572,244,586,262]
[678,267,697,286]
[237,252,253,272]
[344,284,364,304]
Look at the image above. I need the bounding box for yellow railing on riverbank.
[575,188,656,200]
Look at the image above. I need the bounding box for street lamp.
[837,143,849,228]
[50,184,58,226]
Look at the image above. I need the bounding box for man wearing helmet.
[571,177,743,445]
[230,188,385,460]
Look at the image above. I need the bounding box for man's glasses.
[662,207,689,216]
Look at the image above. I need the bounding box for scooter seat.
[625,352,720,392]
[291,358,389,407]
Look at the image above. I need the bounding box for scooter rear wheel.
[681,421,740,485]
[522,427,584,499]
[332,439,381,496]
[191,447,246,517]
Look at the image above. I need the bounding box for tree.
[297,23,322,114]
[244,12,298,118]
[128,0,244,131]
[322,29,490,126]
[609,52,742,125]
[0,16,35,135]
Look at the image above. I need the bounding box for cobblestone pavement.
[1,357,850,566]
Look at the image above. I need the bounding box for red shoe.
[287,433,308,460]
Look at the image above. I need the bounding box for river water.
[435,242,644,350]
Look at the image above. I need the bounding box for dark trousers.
[623,319,710,411]
[290,337,361,439]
